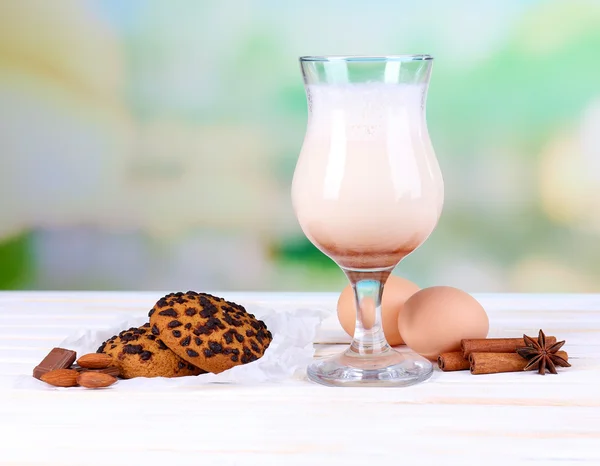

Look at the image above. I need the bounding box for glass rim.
[299,54,433,63]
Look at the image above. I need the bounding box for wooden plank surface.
[1,292,599,466]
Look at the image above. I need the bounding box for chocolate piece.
[186,349,199,358]
[33,347,77,380]
[168,320,183,328]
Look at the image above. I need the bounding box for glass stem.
[342,267,394,356]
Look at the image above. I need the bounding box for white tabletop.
[1,291,599,466]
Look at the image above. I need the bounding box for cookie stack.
[97,291,273,379]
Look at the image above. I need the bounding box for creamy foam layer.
[292,83,444,269]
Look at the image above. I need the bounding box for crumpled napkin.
[15,303,327,390]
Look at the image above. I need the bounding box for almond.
[40,369,79,387]
[74,365,121,378]
[77,371,117,389]
[77,353,113,369]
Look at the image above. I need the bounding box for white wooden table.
[1,292,599,466]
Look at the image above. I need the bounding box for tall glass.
[292,55,444,387]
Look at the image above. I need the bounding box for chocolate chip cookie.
[97,323,204,379]
[149,291,273,374]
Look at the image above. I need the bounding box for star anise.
[516,329,571,375]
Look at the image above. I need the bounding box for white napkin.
[15,304,327,390]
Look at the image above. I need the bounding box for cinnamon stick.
[438,352,470,371]
[469,351,568,375]
[461,336,557,358]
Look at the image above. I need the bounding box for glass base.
[307,347,433,387]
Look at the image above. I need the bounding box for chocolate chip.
[157,340,168,350]
[231,348,240,355]
[205,317,218,329]
[123,344,143,354]
[251,341,260,353]
[246,330,255,337]
[97,342,107,353]
[187,363,196,370]
[235,334,244,343]
[172,330,182,338]
[196,325,211,335]
[186,290,198,296]
[208,341,223,353]
[203,348,214,358]
[241,355,249,364]
[168,320,183,328]
[110,344,117,349]
[180,336,191,347]
[223,332,233,344]
[151,324,160,336]
[184,323,192,330]
[140,351,152,360]
[175,291,184,297]
[194,337,203,346]
[186,349,199,358]
[148,308,155,317]
[146,335,156,341]
[178,361,186,369]
[156,298,169,308]
[250,321,261,330]
[200,304,219,318]
[199,296,211,307]
[120,333,137,342]
[231,355,239,362]
[185,308,197,317]
[159,308,178,317]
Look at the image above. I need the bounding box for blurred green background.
[1,0,599,292]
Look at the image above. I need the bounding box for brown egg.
[398,286,489,360]
[337,276,420,346]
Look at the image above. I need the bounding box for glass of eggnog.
[292,55,444,387]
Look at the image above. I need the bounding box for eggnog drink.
[292,83,443,269]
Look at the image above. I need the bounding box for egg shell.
[398,286,489,360]
[337,276,420,346]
